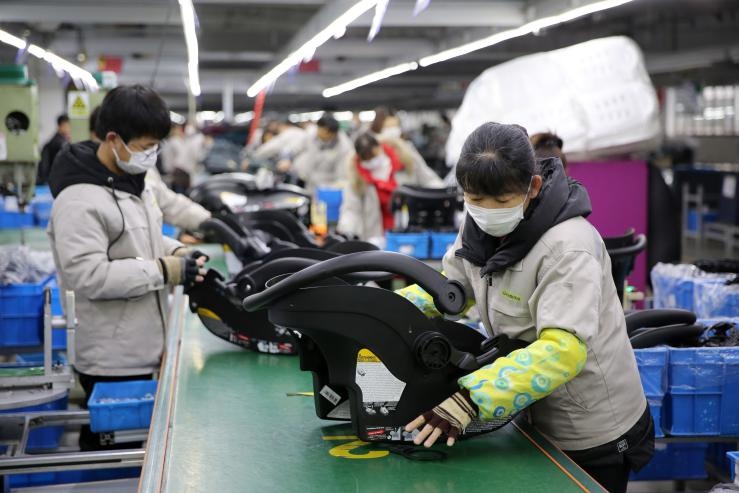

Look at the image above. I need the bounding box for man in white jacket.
[290,114,353,193]
[47,85,207,450]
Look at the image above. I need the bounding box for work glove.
[405,389,477,448]
[158,256,206,287]
[173,247,210,263]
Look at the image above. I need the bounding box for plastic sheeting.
[651,263,738,319]
[0,246,56,285]
[445,36,660,169]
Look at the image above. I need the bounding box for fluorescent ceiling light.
[0,29,97,90]
[0,29,26,50]
[247,0,379,97]
[323,61,418,98]
[419,0,636,67]
[178,0,201,97]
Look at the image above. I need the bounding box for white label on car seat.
[723,175,736,199]
[356,348,406,415]
[320,385,341,406]
[327,400,351,420]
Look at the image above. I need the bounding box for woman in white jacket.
[337,133,443,243]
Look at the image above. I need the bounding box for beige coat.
[292,132,353,193]
[48,182,183,376]
[443,216,646,451]
[145,168,211,231]
[337,138,443,240]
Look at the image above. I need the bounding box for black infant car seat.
[243,251,527,443]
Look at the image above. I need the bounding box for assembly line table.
[140,251,607,493]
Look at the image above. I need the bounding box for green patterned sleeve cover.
[395,283,475,318]
[458,328,587,420]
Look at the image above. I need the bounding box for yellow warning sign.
[357,348,381,363]
[67,91,90,119]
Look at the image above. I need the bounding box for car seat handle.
[243,251,467,315]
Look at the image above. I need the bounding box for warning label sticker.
[67,91,90,119]
[356,348,405,416]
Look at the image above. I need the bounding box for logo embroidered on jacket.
[501,289,522,302]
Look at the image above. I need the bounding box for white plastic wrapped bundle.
[445,36,660,168]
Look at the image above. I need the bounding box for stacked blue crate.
[0,275,54,347]
[385,232,430,259]
[664,346,739,436]
[634,347,668,438]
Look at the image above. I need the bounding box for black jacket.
[48,140,145,199]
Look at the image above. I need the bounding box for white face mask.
[465,181,532,237]
[112,139,158,175]
[360,153,389,171]
[381,126,402,139]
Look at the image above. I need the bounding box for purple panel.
[568,160,649,293]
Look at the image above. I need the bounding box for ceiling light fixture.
[419,0,636,67]
[247,0,380,97]
[178,0,201,97]
[323,61,418,98]
[322,0,636,96]
[0,29,98,90]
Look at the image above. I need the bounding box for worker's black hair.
[94,85,171,143]
[57,114,69,126]
[354,133,379,161]
[89,106,100,134]
[531,132,567,169]
[317,114,340,134]
[456,122,534,197]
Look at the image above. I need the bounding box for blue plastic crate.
[429,232,458,259]
[32,200,53,228]
[0,210,35,229]
[0,275,54,347]
[686,209,719,233]
[88,380,158,432]
[162,223,177,238]
[635,347,669,397]
[34,185,51,197]
[630,442,708,481]
[728,451,739,482]
[385,232,430,259]
[665,347,739,436]
[694,279,739,319]
[646,396,664,439]
[9,468,141,488]
[0,393,68,452]
[316,188,343,223]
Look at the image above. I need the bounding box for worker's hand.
[173,247,210,263]
[404,390,477,448]
[158,256,207,287]
[240,158,251,171]
[276,159,291,173]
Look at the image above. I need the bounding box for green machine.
[0,64,39,207]
[68,71,112,143]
